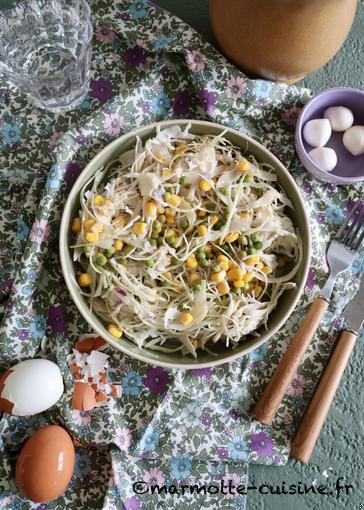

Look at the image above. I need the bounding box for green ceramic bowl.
[60,120,311,368]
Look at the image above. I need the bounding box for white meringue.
[323,106,354,132]
[309,147,337,172]
[303,118,332,147]
[343,125,364,156]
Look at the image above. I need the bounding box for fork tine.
[353,225,364,252]
[335,201,361,241]
[346,208,364,248]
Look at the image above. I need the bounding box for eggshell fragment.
[303,118,332,147]
[72,382,97,411]
[323,106,354,132]
[343,125,364,156]
[74,335,106,353]
[0,359,63,416]
[16,425,75,503]
[309,147,338,172]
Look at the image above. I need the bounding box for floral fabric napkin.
[0,1,363,509]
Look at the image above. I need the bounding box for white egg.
[303,118,332,147]
[0,359,63,416]
[343,125,364,156]
[309,147,338,172]
[323,106,354,132]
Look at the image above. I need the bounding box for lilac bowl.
[295,87,364,184]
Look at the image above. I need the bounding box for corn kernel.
[225,232,239,243]
[210,271,226,283]
[175,143,188,154]
[239,211,249,218]
[166,216,174,225]
[94,195,105,206]
[84,219,96,231]
[71,217,81,233]
[186,255,198,269]
[219,260,229,271]
[92,222,104,233]
[199,179,212,192]
[197,225,207,236]
[107,323,123,338]
[114,240,123,251]
[205,245,212,254]
[165,207,176,217]
[134,221,146,235]
[246,255,260,266]
[167,194,181,207]
[228,259,238,269]
[198,210,207,218]
[157,205,165,214]
[254,286,263,298]
[217,280,230,295]
[189,272,201,284]
[257,261,264,270]
[217,255,229,264]
[210,215,219,225]
[233,279,245,288]
[85,232,99,243]
[77,273,92,286]
[227,267,244,281]
[166,228,176,237]
[155,151,165,161]
[162,168,172,177]
[146,201,158,217]
[179,312,193,326]
[244,271,255,283]
[262,265,273,274]
[237,159,249,172]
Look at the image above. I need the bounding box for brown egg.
[16,425,75,502]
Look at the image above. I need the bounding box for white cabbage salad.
[71,124,301,357]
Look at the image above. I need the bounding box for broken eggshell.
[303,118,332,147]
[0,359,63,416]
[308,147,338,172]
[343,125,364,156]
[323,106,354,132]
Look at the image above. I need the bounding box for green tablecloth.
[0,1,363,509]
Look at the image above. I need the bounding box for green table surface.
[154,2,364,510]
[0,1,363,509]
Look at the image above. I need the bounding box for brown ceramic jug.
[210,0,357,82]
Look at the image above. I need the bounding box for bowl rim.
[60,119,311,368]
[295,87,364,184]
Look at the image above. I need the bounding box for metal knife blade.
[343,272,364,334]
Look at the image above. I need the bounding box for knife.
[290,272,364,463]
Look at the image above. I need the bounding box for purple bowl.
[295,87,364,184]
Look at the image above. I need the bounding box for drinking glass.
[0,0,93,112]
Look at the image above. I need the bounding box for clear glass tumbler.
[0,0,93,112]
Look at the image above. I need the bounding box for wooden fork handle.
[252,297,329,425]
[290,330,357,463]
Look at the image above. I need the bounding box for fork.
[252,201,364,425]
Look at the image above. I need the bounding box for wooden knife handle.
[252,297,329,424]
[290,329,357,463]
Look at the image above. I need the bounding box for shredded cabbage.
[71,124,301,357]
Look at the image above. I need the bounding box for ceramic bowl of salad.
[60,120,311,368]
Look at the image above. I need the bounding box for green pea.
[200,258,210,268]
[96,255,107,266]
[145,259,154,267]
[156,236,164,246]
[213,220,223,230]
[153,220,162,232]
[150,239,157,247]
[162,191,171,201]
[248,247,257,255]
[243,175,252,183]
[192,283,202,292]
[232,287,241,295]
[158,215,166,224]
[238,235,247,245]
[198,246,205,254]
[254,241,263,250]
[222,211,229,221]
[241,250,247,257]
[243,283,250,291]
[84,246,92,254]
[206,201,215,211]
[251,234,258,242]
[106,247,115,257]
[179,176,188,185]
[220,187,228,195]
[213,265,221,273]
[179,218,189,230]
[166,236,176,246]
[94,262,102,270]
